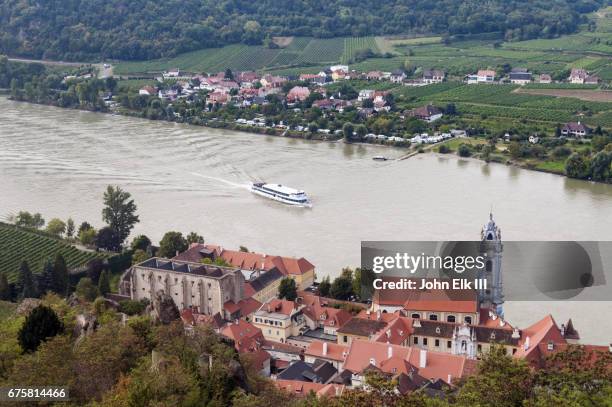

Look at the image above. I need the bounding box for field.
[515,88,612,102]
[0,223,107,282]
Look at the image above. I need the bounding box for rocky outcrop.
[148,290,180,324]
[16,298,42,316]
[73,313,98,343]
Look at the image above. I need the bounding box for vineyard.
[0,223,107,282]
[293,38,345,64]
[341,37,380,64]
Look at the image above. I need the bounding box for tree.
[224,68,234,81]
[79,227,97,246]
[508,141,521,159]
[158,231,188,258]
[66,217,75,238]
[565,153,591,179]
[76,277,100,302]
[186,232,204,245]
[343,122,355,142]
[0,273,11,300]
[102,185,139,247]
[53,253,69,296]
[17,260,37,298]
[355,124,368,140]
[319,276,331,297]
[239,246,249,252]
[78,221,93,234]
[458,144,472,157]
[39,260,55,294]
[96,226,121,251]
[46,218,66,237]
[330,275,353,300]
[278,278,297,301]
[132,249,151,265]
[590,151,611,182]
[18,305,63,353]
[131,234,152,251]
[98,270,111,296]
[15,211,45,229]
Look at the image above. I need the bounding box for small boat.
[251,182,312,208]
[372,156,389,161]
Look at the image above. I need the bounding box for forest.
[0,0,605,61]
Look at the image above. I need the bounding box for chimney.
[323,342,328,356]
[447,374,452,384]
[512,327,520,339]
[176,250,179,257]
[419,349,427,368]
[376,310,381,321]
[524,336,531,350]
[609,343,612,353]
[388,345,393,359]
[499,319,505,327]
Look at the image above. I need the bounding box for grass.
[0,223,108,282]
[534,160,566,174]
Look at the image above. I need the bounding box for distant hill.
[0,223,107,281]
[0,0,605,62]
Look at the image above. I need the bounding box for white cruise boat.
[250,182,312,207]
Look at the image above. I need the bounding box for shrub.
[438,144,450,154]
[118,299,148,316]
[458,144,472,157]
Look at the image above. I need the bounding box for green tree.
[343,122,354,142]
[565,153,591,179]
[66,217,75,238]
[18,305,63,353]
[355,124,368,140]
[330,275,353,300]
[79,227,97,246]
[39,260,55,294]
[590,151,612,182]
[17,260,37,298]
[458,144,472,157]
[96,226,121,251]
[131,234,152,251]
[132,249,151,265]
[98,270,111,296]
[76,277,100,302]
[53,253,69,296]
[318,276,331,297]
[186,232,204,245]
[0,273,11,300]
[239,246,249,252]
[508,141,521,159]
[46,218,66,237]
[102,185,140,247]
[158,231,188,258]
[278,277,297,301]
[456,344,533,406]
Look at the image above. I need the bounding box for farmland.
[0,223,107,282]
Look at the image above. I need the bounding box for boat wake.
[190,172,250,190]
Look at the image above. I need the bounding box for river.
[1,97,611,344]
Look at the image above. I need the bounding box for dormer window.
[435,327,441,334]
[490,332,496,340]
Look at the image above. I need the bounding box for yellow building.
[252,299,306,343]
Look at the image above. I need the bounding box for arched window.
[447,315,456,323]
[464,316,472,324]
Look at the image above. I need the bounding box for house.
[329,65,349,73]
[260,74,287,89]
[585,75,600,84]
[561,122,589,138]
[422,69,445,84]
[121,257,245,317]
[286,86,311,103]
[539,74,552,84]
[206,91,230,105]
[243,268,284,303]
[302,300,352,336]
[569,68,588,84]
[223,297,262,321]
[299,73,320,82]
[336,316,388,346]
[139,86,157,96]
[174,243,316,290]
[305,341,348,370]
[275,379,345,398]
[390,69,407,83]
[408,105,443,122]
[252,299,306,343]
[358,89,375,101]
[509,68,532,85]
[312,99,334,110]
[342,340,478,387]
[277,359,337,384]
[467,69,496,84]
[366,71,384,80]
[180,308,224,333]
[331,70,347,81]
[221,319,265,352]
[528,135,539,144]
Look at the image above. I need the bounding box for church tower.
[479,213,504,317]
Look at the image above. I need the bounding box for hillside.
[0,223,107,281]
[0,0,604,61]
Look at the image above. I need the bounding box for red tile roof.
[275,380,345,398]
[221,320,264,352]
[305,341,348,362]
[343,340,476,384]
[514,315,566,363]
[173,243,314,276]
[263,298,299,316]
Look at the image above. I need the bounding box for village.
[112,65,600,146]
[114,213,610,400]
